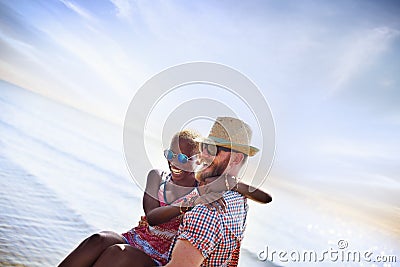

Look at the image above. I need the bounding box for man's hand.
[163,240,204,267]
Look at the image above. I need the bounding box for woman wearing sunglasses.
[59,130,271,267]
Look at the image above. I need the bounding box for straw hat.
[196,117,259,156]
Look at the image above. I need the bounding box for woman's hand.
[200,174,238,194]
[194,192,226,212]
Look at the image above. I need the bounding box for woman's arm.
[142,169,186,226]
[146,205,182,226]
[202,175,272,204]
[235,182,272,204]
[142,169,163,215]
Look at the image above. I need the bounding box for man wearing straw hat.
[164,116,259,267]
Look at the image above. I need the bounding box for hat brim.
[194,136,259,157]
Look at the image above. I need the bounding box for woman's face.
[167,137,198,182]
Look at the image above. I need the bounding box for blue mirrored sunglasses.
[164,149,197,164]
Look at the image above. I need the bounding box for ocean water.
[0,81,142,266]
[0,81,398,267]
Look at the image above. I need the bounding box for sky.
[1,0,399,221]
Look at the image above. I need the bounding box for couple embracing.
[59,117,272,267]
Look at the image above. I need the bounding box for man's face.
[195,144,231,182]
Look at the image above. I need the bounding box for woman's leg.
[58,231,126,267]
[93,244,157,267]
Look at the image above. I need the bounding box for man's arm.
[164,239,204,267]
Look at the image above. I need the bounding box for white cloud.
[109,0,134,21]
[316,137,399,162]
[330,27,400,94]
[59,0,94,21]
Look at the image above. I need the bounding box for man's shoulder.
[223,190,245,199]
[188,191,246,218]
[223,190,247,206]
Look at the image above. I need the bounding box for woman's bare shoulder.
[147,169,168,180]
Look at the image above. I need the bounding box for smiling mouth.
[170,165,183,175]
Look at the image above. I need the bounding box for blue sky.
[1,0,399,216]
